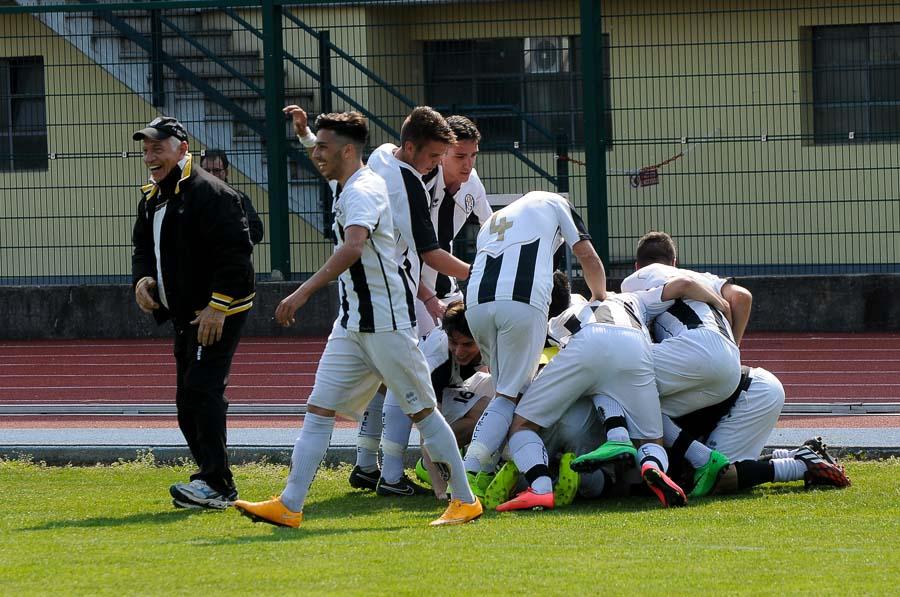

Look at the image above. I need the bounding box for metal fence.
[0,0,897,285]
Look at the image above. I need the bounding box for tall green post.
[580,0,610,266]
[263,0,290,278]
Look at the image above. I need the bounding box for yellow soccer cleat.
[554,452,580,507]
[430,497,484,527]
[234,496,303,528]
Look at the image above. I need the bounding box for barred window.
[812,24,900,144]
[424,35,611,150]
[0,56,48,171]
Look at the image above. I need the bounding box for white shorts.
[308,327,437,420]
[653,328,742,418]
[706,367,785,461]
[465,300,547,398]
[440,371,494,425]
[516,324,663,439]
[540,396,605,458]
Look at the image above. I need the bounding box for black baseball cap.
[133,116,189,142]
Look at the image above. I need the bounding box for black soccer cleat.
[802,436,839,466]
[793,446,851,488]
[375,474,431,497]
[348,465,380,491]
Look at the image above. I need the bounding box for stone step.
[89,10,206,35]
[119,29,234,58]
[120,51,261,77]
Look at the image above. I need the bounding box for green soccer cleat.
[570,440,637,473]
[689,450,730,497]
[415,457,431,487]
[554,452,580,507]
[466,471,494,499]
[483,460,520,510]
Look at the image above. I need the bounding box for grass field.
[1,457,899,595]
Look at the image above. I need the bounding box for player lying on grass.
[233,108,481,528]
[492,274,732,512]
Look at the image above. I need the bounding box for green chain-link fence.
[0,0,897,284]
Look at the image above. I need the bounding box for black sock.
[734,459,776,490]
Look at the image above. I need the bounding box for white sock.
[592,395,630,443]
[771,448,794,459]
[380,395,413,484]
[355,390,385,471]
[464,396,516,473]
[772,457,807,482]
[637,443,669,472]
[661,415,681,447]
[684,440,714,469]
[281,412,335,512]
[509,429,551,494]
[416,411,475,503]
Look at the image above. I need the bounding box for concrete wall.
[1,275,898,340]
[0,281,338,340]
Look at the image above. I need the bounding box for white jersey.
[330,167,416,333]
[621,263,734,343]
[367,143,439,297]
[420,166,492,299]
[466,191,590,314]
[547,287,672,348]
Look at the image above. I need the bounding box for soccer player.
[572,231,743,485]
[462,191,607,497]
[349,107,475,492]
[233,109,481,528]
[419,115,493,330]
[494,276,731,511]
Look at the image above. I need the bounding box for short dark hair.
[549,271,571,318]
[446,115,481,143]
[442,300,472,339]
[202,149,229,169]
[635,231,677,267]
[315,111,369,147]
[400,106,456,149]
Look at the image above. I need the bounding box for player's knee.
[408,407,433,423]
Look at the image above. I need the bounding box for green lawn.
[1,457,898,595]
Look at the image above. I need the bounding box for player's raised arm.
[284,104,317,160]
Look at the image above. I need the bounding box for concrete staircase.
[18,0,323,230]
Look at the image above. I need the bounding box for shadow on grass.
[21,508,208,531]
[216,523,409,545]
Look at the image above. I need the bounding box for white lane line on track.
[0,373,314,378]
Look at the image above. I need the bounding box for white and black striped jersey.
[367,143,440,296]
[621,263,734,343]
[466,191,590,314]
[547,287,672,348]
[420,166,493,299]
[330,167,416,333]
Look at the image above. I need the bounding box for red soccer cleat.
[641,464,688,508]
[495,487,555,512]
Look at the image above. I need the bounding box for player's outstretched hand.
[424,295,446,323]
[275,288,309,327]
[283,105,310,138]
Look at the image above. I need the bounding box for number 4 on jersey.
[489,214,514,241]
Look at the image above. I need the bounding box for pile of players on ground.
[234,106,850,529]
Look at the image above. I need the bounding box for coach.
[131,116,255,510]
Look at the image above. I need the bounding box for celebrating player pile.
[230,105,849,530]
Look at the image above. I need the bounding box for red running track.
[0,333,898,405]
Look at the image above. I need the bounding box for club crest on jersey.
[465,194,475,213]
[431,194,441,209]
